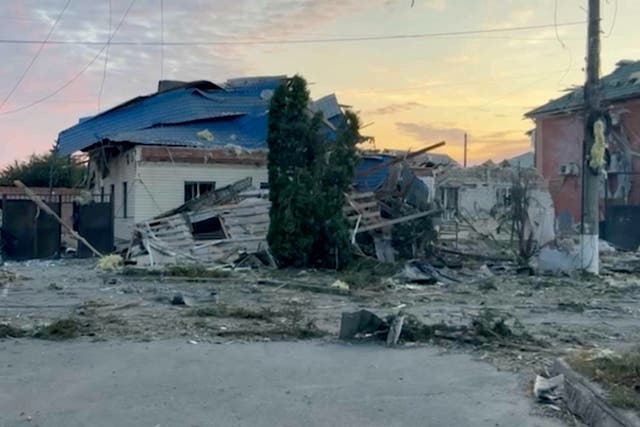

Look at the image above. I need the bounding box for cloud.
[367,101,427,115]
[396,121,466,143]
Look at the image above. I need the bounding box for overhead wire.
[160,0,164,80]
[0,21,586,46]
[0,0,136,117]
[553,0,574,86]
[98,0,112,112]
[0,0,72,112]
[604,0,618,38]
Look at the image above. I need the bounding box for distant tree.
[267,76,361,269]
[0,151,86,188]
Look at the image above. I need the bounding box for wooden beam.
[356,208,439,233]
[356,141,446,177]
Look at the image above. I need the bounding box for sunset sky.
[0,0,637,167]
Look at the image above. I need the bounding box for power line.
[604,0,618,38]
[0,0,136,117]
[0,0,72,112]
[0,21,585,46]
[98,0,112,112]
[160,0,164,79]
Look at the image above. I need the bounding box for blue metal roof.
[58,76,343,155]
[354,155,394,192]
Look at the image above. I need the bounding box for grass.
[188,304,276,321]
[339,258,399,289]
[33,318,87,341]
[569,348,640,410]
[122,264,230,278]
[0,323,26,338]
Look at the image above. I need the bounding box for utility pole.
[463,133,468,168]
[580,0,601,274]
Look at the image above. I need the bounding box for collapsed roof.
[526,60,640,117]
[57,76,344,155]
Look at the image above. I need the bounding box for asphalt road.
[0,339,563,427]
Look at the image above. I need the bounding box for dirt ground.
[2,249,640,424]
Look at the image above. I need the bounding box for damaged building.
[526,59,640,248]
[56,77,343,243]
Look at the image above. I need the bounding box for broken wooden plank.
[355,141,446,177]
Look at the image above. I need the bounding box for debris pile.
[339,308,543,349]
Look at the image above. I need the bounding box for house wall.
[535,114,584,223]
[534,98,640,224]
[135,160,269,221]
[457,182,510,217]
[95,148,137,241]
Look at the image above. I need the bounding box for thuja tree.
[267,75,360,268]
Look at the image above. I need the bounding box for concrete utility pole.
[580,0,601,274]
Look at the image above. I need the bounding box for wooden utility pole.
[581,0,601,274]
[463,133,468,168]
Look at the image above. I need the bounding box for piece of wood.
[14,180,103,257]
[355,141,446,177]
[356,208,439,234]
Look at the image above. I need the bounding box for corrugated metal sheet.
[527,60,640,117]
[57,77,284,155]
[354,155,394,192]
[311,94,342,120]
[58,76,343,155]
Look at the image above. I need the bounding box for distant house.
[57,77,343,241]
[525,60,640,229]
[502,152,534,169]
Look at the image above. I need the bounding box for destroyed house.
[56,77,343,242]
[526,60,640,244]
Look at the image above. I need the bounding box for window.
[259,182,270,190]
[100,186,104,202]
[184,181,216,203]
[122,182,128,218]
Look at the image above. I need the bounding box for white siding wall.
[135,161,268,222]
[458,183,511,217]
[95,148,137,241]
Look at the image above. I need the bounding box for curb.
[552,358,640,427]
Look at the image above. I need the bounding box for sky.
[0,0,637,167]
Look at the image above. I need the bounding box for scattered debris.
[97,254,124,272]
[330,280,350,291]
[0,323,26,338]
[48,282,64,291]
[338,310,386,340]
[534,374,565,403]
[33,318,88,341]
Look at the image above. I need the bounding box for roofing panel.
[354,155,394,192]
[311,94,342,120]
[57,76,285,155]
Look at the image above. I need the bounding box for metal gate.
[75,201,114,258]
[1,198,61,260]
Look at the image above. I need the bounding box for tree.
[267,76,360,269]
[0,151,86,188]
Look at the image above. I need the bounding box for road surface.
[0,339,563,427]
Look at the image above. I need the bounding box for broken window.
[184,181,216,203]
